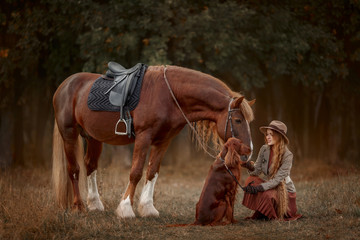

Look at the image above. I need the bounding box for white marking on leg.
[138,173,159,217]
[116,195,136,218]
[247,120,253,160]
[87,170,104,211]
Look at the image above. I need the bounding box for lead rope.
[163,66,218,159]
[219,157,246,190]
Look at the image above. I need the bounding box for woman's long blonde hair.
[267,130,289,219]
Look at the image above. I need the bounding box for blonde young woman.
[242,120,302,220]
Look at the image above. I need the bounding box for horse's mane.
[191,92,254,153]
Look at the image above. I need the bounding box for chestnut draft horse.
[52,65,255,218]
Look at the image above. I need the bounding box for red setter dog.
[193,137,251,226]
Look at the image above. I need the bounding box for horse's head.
[217,96,255,161]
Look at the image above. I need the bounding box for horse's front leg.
[116,134,151,218]
[138,141,170,217]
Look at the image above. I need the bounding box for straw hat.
[259,120,289,144]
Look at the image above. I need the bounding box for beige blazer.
[249,144,296,193]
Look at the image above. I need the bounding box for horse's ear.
[232,96,244,108]
[248,99,256,107]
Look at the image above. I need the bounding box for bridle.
[224,98,249,162]
[224,98,240,141]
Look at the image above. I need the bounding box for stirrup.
[115,118,128,135]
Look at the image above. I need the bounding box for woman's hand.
[241,160,255,171]
[244,181,264,194]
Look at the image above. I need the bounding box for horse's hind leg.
[84,138,104,211]
[138,141,170,217]
[62,130,85,211]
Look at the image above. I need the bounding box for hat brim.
[259,126,289,145]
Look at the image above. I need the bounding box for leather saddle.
[104,61,144,137]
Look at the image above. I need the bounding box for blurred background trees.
[0,0,359,168]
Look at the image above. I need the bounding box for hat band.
[268,124,286,136]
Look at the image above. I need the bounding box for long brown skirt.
[242,176,302,221]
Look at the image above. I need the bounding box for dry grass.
[1,157,360,240]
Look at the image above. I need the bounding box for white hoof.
[87,171,104,211]
[138,202,159,217]
[87,195,104,211]
[138,173,159,217]
[116,196,136,218]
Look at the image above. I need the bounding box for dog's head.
[222,137,251,166]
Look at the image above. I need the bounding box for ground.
[0,157,359,240]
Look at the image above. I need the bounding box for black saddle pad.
[87,65,147,112]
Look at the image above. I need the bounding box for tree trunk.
[33,85,52,166]
[0,110,14,168]
[13,104,24,166]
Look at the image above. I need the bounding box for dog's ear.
[225,143,240,166]
[219,142,229,159]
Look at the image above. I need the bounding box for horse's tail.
[52,120,86,208]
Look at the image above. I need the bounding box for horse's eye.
[235,118,242,123]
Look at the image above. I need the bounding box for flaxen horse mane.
[191,92,254,153]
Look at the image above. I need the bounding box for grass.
[0,157,359,240]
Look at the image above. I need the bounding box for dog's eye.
[234,118,242,124]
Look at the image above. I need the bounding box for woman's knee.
[260,189,277,201]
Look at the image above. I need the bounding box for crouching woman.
[242,120,302,221]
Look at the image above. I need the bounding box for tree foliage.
[2,0,359,95]
[0,0,359,166]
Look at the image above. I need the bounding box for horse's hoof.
[87,196,105,211]
[116,196,135,218]
[138,202,159,217]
